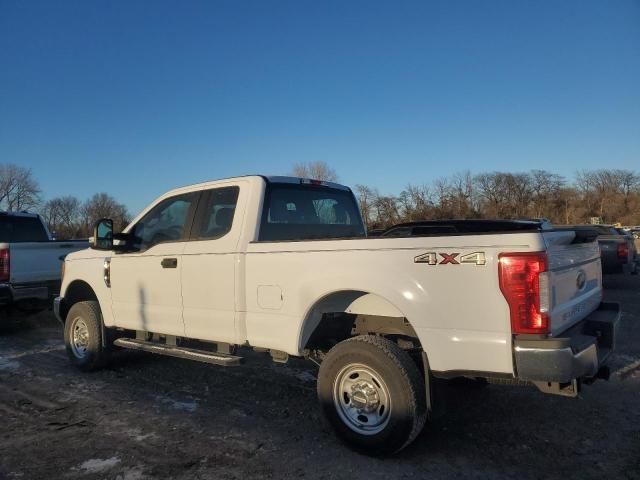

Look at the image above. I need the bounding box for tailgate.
[543,232,602,336]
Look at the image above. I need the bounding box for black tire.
[317,335,427,455]
[63,300,108,371]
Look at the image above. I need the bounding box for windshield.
[259,183,365,241]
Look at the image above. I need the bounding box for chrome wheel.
[333,363,391,435]
[70,317,90,359]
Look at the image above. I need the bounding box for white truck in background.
[55,176,619,455]
[0,212,87,319]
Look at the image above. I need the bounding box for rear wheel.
[64,301,108,371]
[317,335,427,455]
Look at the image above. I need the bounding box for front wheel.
[317,335,427,455]
[63,300,108,371]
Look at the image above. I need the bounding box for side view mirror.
[90,218,114,250]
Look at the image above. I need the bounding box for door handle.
[161,258,178,268]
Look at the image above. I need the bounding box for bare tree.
[530,170,564,218]
[432,177,453,218]
[0,164,41,211]
[474,172,508,218]
[573,169,640,223]
[41,196,82,239]
[373,195,400,228]
[618,170,640,201]
[556,187,580,225]
[82,193,130,234]
[503,173,533,218]
[450,171,477,218]
[354,184,377,229]
[291,161,338,182]
[575,170,595,212]
[399,184,432,221]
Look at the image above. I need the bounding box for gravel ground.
[1,276,639,480]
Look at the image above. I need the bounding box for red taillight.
[617,243,629,263]
[300,178,326,186]
[0,248,9,282]
[498,252,549,334]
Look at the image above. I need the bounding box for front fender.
[61,256,114,327]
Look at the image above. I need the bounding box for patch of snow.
[116,467,146,480]
[296,371,317,383]
[0,358,20,371]
[614,358,640,378]
[155,395,198,413]
[79,457,121,473]
[1,346,65,360]
[229,408,249,418]
[127,429,157,442]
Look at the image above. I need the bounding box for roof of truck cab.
[0,211,40,218]
[161,175,351,196]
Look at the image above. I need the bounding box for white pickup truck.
[0,212,87,319]
[55,176,619,454]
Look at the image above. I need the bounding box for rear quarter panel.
[244,233,545,374]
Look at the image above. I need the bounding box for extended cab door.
[109,192,198,336]
[181,184,244,344]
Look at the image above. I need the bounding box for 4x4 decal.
[414,251,486,266]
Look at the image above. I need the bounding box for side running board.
[113,338,243,366]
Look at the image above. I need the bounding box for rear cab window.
[0,216,49,242]
[259,183,365,241]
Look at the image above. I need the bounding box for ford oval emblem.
[576,270,587,290]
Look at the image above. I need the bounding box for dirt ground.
[1,276,639,480]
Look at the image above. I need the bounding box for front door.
[110,192,198,336]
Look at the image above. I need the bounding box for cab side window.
[193,187,240,240]
[130,193,196,251]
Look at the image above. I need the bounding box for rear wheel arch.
[300,290,422,351]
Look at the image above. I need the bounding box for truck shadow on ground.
[0,311,55,335]
[603,274,640,291]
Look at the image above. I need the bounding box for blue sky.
[1,0,639,215]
